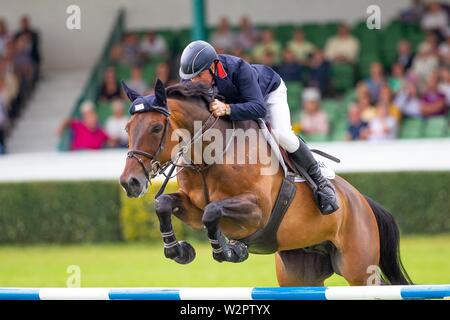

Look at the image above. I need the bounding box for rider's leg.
[265,80,339,214]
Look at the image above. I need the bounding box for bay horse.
[119,79,412,286]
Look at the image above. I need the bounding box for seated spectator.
[14,16,40,81]
[59,101,109,151]
[354,92,376,123]
[308,49,331,96]
[346,106,368,141]
[153,62,173,87]
[109,44,123,66]
[399,0,425,24]
[105,100,128,148]
[396,40,415,71]
[211,17,235,53]
[388,63,406,93]
[412,43,439,86]
[365,62,386,103]
[126,66,148,94]
[13,33,35,90]
[286,29,315,63]
[139,31,167,61]
[120,33,140,66]
[438,66,450,106]
[438,29,450,66]
[235,16,259,52]
[421,2,449,41]
[260,49,276,67]
[0,59,19,113]
[378,85,402,122]
[418,31,440,55]
[421,72,448,117]
[394,78,422,118]
[367,105,398,141]
[0,92,7,154]
[252,30,282,64]
[324,23,360,64]
[0,19,11,57]
[300,88,329,135]
[275,48,302,82]
[100,67,121,101]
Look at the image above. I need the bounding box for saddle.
[256,119,337,182]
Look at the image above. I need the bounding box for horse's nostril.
[129,177,140,189]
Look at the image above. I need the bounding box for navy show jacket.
[214,54,281,121]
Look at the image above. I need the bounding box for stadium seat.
[399,118,423,139]
[274,25,294,46]
[142,64,157,84]
[303,133,329,142]
[96,101,113,125]
[331,120,348,141]
[116,65,132,81]
[423,117,448,138]
[331,63,355,93]
[286,81,303,114]
[321,99,343,123]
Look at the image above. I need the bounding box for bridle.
[126,111,227,184]
[126,116,171,181]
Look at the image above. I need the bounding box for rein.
[127,108,235,202]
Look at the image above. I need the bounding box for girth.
[238,173,297,254]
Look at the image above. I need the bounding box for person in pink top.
[59,101,109,150]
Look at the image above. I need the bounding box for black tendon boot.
[289,137,339,214]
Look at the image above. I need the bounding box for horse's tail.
[364,195,413,285]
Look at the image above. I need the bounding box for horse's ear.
[154,78,167,105]
[121,80,140,102]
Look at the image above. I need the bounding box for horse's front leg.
[202,193,263,263]
[154,192,198,264]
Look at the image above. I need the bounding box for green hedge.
[0,181,121,243]
[0,172,448,243]
[340,172,450,234]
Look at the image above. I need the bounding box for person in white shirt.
[105,100,129,148]
[139,31,167,59]
[324,23,360,64]
[438,66,450,106]
[394,79,422,117]
[367,105,398,141]
[211,17,235,53]
[126,66,148,95]
[421,2,449,34]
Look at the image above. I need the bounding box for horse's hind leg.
[154,192,201,264]
[202,193,263,263]
[275,249,334,286]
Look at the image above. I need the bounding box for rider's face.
[191,67,214,87]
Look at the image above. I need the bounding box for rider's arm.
[228,61,266,121]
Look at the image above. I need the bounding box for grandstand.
[58,5,449,151]
[1,0,449,154]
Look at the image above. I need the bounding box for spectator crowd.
[61,0,450,151]
[0,15,40,154]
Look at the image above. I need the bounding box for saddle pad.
[256,119,335,183]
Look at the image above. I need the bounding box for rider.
[178,40,338,214]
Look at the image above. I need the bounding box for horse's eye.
[151,123,163,134]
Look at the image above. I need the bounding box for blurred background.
[0,0,448,287]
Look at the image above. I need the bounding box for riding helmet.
[179,40,218,80]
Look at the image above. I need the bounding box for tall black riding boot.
[289,137,339,214]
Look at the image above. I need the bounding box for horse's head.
[119,79,174,198]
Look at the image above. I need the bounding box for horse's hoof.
[164,241,196,264]
[213,240,248,263]
[173,241,196,265]
[228,240,249,263]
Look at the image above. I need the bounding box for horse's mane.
[166,82,212,108]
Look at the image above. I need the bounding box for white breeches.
[264,79,300,153]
